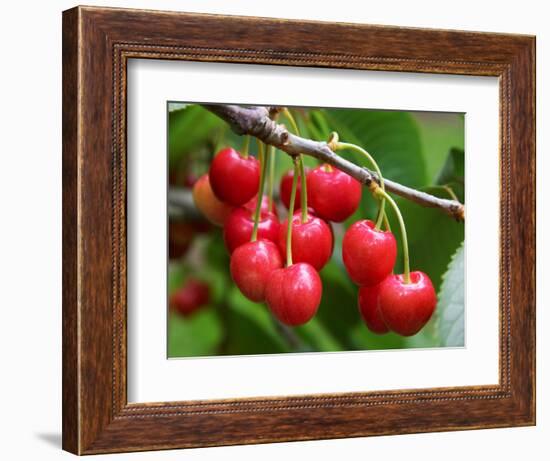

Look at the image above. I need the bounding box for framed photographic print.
[62,5,535,455]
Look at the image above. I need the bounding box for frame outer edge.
[62,6,81,455]
[62,6,536,454]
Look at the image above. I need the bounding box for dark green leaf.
[168,105,223,164]
[324,108,427,189]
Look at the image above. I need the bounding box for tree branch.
[201,104,465,221]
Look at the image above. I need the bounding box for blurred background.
[167,103,465,358]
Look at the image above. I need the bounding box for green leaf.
[435,147,465,202]
[437,243,465,347]
[223,286,292,355]
[324,108,427,189]
[168,309,223,357]
[414,113,465,182]
[168,105,223,164]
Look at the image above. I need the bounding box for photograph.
[167,103,465,358]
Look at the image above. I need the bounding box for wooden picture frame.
[62,5,535,455]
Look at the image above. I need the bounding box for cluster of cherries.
[192,128,437,336]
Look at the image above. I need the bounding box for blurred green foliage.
[167,104,465,357]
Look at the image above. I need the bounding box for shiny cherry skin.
[169,279,210,317]
[265,263,322,326]
[307,164,362,222]
[244,194,279,219]
[358,283,389,334]
[379,271,437,336]
[279,169,305,210]
[278,211,333,271]
[230,240,283,302]
[209,147,260,206]
[223,207,279,254]
[192,174,233,226]
[342,220,397,286]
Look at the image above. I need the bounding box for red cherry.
[183,173,198,188]
[265,263,322,326]
[230,240,283,302]
[192,174,233,226]
[278,211,333,271]
[169,279,210,317]
[379,271,437,336]
[342,220,397,286]
[223,207,279,254]
[244,194,279,219]
[279,169,305,210]
[209,147,260,206]
[358,284,389,334]
[307,164,362,222]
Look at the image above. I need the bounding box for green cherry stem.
[250,142,267,242]
[285,157,301,267]
[375,187,410,284]
[267,144,276,211]
[282,108,309,224]
[335,141,386,230]
[383,212,392,232]
[242,135,250,158]
[298,156,308,223]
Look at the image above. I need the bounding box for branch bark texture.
[202,104,465,221]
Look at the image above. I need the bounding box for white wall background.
[0,1,546,459]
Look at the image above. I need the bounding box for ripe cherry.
[209,147,260,206]
[265,263,322,326]
[307,164,362,222]
[342,220,397,286]
[358,284,389,334]
[279,169,305,210]
[378,271,437,336]
[192,174,233,226]
[244,194,278,219]
[169,279,210,317]
[278,211,333,271]
[230,240,283,302]
[223,207,279,254]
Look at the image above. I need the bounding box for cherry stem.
[335,142,386,230]
[376,188,410,283]
[298,156,308,224]
[242,135,250,158]
[286,158,300,267]
[383,211,392,232]
[251,142,267,242]
[267,145,276,211]
[282,108,309,224]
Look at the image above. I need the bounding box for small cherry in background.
[378,271,437,336]
[278,210,333,271]
[342,220,397,286]
[168,221,195,259]
[209,147,260,206]
[169,278,210,317]
[358,284,389,334]
[307,164,362,222]
[230,240,283,302]
[265,263,322,326]
[279,169,305,210]
[192,174,233,226]
[223,207,279,254]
